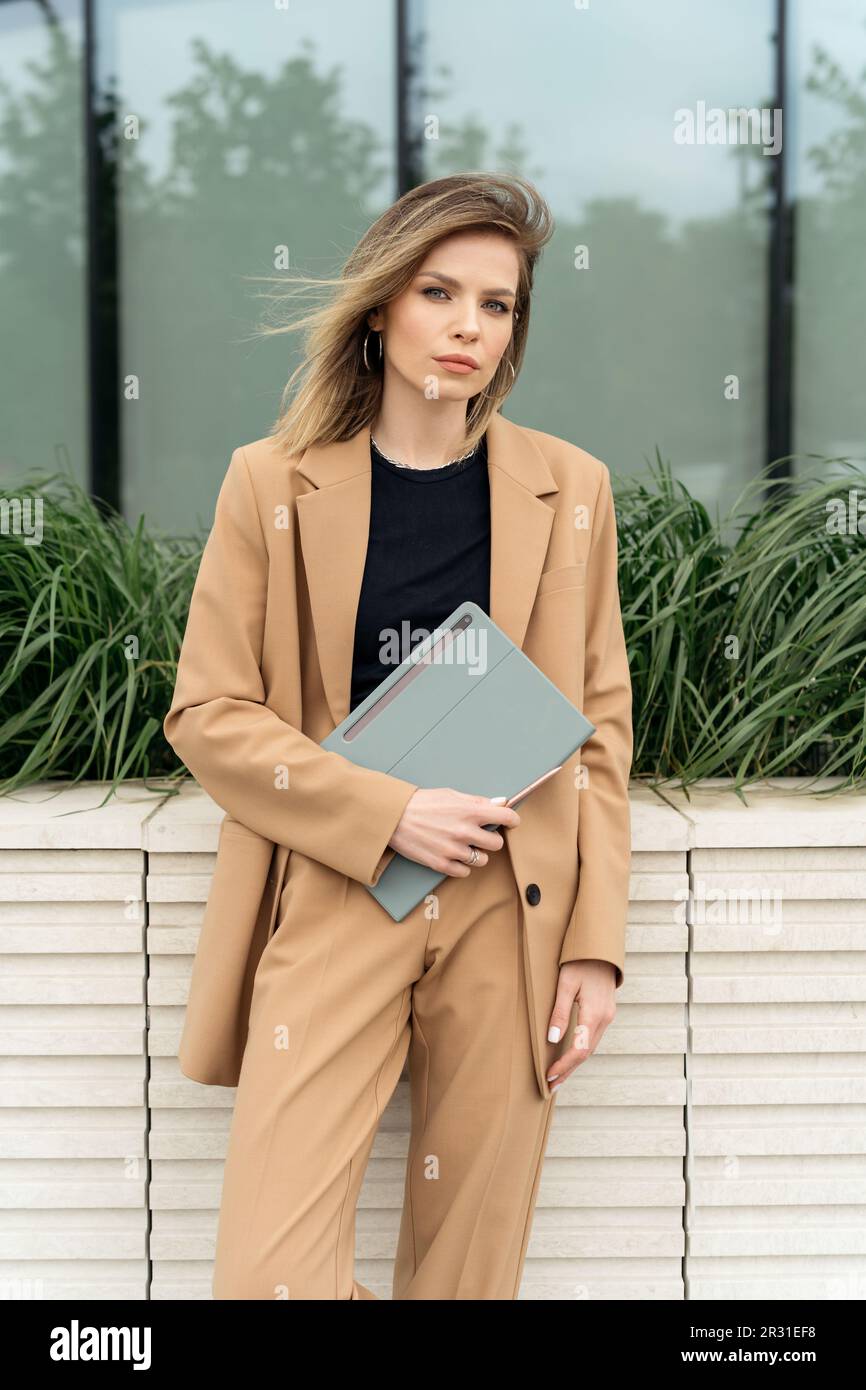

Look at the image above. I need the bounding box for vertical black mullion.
[396,0,425,195]
[84,0,120,515]
[765,0,794,485]
[396,0,411,196]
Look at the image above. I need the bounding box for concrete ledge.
[0,777,864,1301]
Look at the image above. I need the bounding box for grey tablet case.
[321,600,595,921]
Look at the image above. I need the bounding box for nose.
[451,297,481,340]
[453,320,480,342]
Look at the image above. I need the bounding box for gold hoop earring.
[479,356,516,401]
[363,328,383,372]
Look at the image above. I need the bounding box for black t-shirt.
[349,434,491,711]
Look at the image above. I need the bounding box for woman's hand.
[545,959,617,1090]
[389,788,521,876]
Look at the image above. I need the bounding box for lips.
[433,355,479,373]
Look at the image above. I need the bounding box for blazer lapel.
[294,410,560,729]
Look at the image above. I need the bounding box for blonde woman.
[164,172,632,1301]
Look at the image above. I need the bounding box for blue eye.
[422,286,510,313]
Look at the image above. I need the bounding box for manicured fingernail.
[550,1080,563,1091]
[548,1025,561,1042]
[490,796,507,804]
[547,1073,559,1084]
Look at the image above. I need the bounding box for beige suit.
[163,409,633,1298]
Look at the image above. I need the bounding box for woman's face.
[368,231,520,402]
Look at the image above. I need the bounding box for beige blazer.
[163,410,633,1100]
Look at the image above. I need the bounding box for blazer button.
[525,883,541,906]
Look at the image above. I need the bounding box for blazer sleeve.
[557,465,633,987]
[162,447,419,887]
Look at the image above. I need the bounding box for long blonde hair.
[252,172,554,459]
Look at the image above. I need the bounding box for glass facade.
[0,0,864,530]
[114,0,396,530]
[416,0,775,518]
[790,0,866,468]
[0,2,88,489]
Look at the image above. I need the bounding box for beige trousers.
[212,842,557,1300]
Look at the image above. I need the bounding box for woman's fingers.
[440,793,520,871]
[461,826,504,853]
[440,847,490,876]
[475,795,521,832]
[391,788,519,876]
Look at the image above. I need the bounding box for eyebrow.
[416,270,517,300]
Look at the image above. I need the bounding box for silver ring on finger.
[466,846,479,867]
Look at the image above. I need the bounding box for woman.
[163,172,633,1300]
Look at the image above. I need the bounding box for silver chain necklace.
[371,435,479,470]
